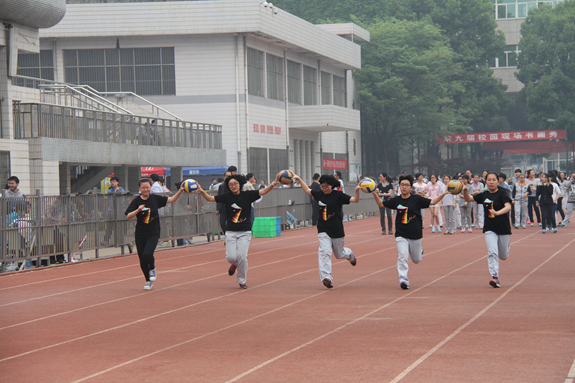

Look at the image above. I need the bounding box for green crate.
[252,228,281,238]
[253,217,281,231]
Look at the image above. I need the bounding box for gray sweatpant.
[396,236,423,287]
[460,205,472,228]
[318,232,354,282]
[443,205,456,233]
[562,202,574,225]
[225,231,251,285]
[514,200,528,227]
[484,231,511,279]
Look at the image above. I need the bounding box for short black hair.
[461,174,469,180]
[414,173,422,179]
[515,168,522,173]
[312,173,320,181]
[7,176,19,184]
[150,173,160,182]
[398,175,414,186]
[319,174,340,189]
[246,173,254,180]
[110,176,120,183]
[227,165,237,172]
[380,172,388,178]
[335,171,342,178]
[498,172,507,181]
[217,178,224,182]
[139,178,152,186]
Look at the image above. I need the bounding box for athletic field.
[2,217,574,382]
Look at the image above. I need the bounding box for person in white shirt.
[149,173,163,194]
[335,171,345,193]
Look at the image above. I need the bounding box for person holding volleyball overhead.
[196,172,280,289]
[463,171,512,288]
[292,174,361,289]
[125,178,185,290]
[372,175,450,290]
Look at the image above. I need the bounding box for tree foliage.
[358,19,461,172]
[517,1,575,138]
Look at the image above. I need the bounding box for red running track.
[1,217,575,383]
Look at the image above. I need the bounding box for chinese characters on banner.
[322,158,348,170]
[253,124,281,135]
[436,130,566,144]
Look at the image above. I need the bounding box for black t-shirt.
[382,194,430,239]
[311,189,351,238]
[473,189,512,235]
[125,194,168,238]
[377,183,393,201]
[214,190,261,232]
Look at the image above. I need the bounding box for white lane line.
[0,238,322,306]
[564,357,575,383]
[223,232,540,383]
[0,233,312,291]
[0,235,392,330]
[389,236,575,383]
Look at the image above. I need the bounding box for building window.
[267,53,284,101]
[247,48,264,97]
[303,65,317,105]
[63,47,175,95]
[17,50,54,80]
[287,60,302,105]
[489,45,519,68]
[321,71,331,105]
[333,75,346,107]
[493,0,562,20]
[0,151,10,186]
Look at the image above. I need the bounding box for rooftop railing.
[13,102,222,149]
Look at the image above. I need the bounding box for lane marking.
[0,235,392,329]
[223,232,542,383]
[390,236,575,383]
[565,356,575,383]
[64,238,481,382]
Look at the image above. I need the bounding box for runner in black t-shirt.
[372,175,449,290]
[125,178,185,290]
[196,173,280,289]
[293,174,361,289]
[463,171,512,288]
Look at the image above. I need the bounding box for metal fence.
[0,188,379,272]
[12,102,222,149]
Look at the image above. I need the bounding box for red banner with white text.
[322,158,348,170]
[436,130,566,144]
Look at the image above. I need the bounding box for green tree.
[517,1,575,141]
[358,19,462,174]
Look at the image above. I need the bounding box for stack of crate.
[252,217,281,238]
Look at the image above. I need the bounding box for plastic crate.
[252,217,281,238]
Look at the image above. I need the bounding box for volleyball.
[359,177,376,193]
[447,180,462,195]
[182,179,198,193]
[279,170,294,185]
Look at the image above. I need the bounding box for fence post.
[66,193,72,262]
[0,196,5,272]
[95,194,100,259]
[35,189,42,266]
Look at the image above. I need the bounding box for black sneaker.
[389,231,393,235]
[382,231,386,235]
[489,278,500,288]
[322,278,333,289]
[239,283,248,289]
[349,254,357,266]
[400,282,409,290]
[228,264,237,276]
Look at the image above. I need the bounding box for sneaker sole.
[489,280,500,288]
[400,282,409,290]
[239,284,248,289]
[350,255,357,266]
[322,278,333,289]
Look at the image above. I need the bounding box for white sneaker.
[468,228,472,233]
[461,227,466,233]
[144,281,153,290]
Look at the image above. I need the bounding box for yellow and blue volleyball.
[279,170,294,185]
[447,180,462,195]
[182,179,198,193]
[360,177,376,193]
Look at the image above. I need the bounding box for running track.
[1,218,575,383]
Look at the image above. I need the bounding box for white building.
[35,0,368,187]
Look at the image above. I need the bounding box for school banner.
[436,129,566,144]
[322,158,347,170]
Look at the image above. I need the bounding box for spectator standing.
[470,174,484,229]
[103,176,125,246]
[377,173,394,235]
[513,174,529,228]
[536,173,557,233]
[335,171,345,193]
[558,172,575,227]
[150,174,163,194]
[258,180,266,190]
[459,175,473,232]
[525,169,541,227]
[6,176,25,198]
